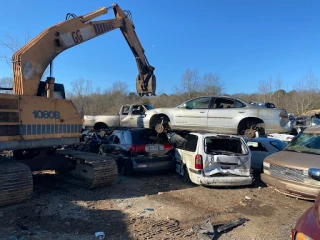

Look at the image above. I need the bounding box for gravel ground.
[0,171,313,240]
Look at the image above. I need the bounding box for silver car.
[243,137,287,171]
[139,96,293,137]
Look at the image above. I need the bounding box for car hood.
[264,151,320,170]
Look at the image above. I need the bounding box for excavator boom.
[12,3,156,96]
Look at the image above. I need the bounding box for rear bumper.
[261,173,320,200]
[132,155,175,172]
[194,173,253,187]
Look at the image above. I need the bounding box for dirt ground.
[0,171,313,240]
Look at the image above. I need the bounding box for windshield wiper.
[300,151,320,155]
[284,149,301,153]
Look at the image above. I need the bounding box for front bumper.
[261,173,320,200]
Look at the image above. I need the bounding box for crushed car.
[261,125,320,200]
[171,132,253,186]
[139,96,293,138]
[99,128,175,175]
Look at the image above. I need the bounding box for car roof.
[189,132,243,139]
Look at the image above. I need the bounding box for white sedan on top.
[139,96,293,137]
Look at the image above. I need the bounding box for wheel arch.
[237,117,265,135]
[149,114,170,129]
[94,122,108,131]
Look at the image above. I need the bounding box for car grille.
[270,164,306,183]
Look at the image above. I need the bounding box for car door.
[119,105,131,127]
[128,105,145,128]
[174,97,212,130]
[175,133,198,173]
[207,97,244,134]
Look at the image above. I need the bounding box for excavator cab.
[37,81,66,99]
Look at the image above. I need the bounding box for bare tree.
[0,33,31,68]
[201,73,224,95]
[175,68,201,99]
[110,81,129,94]
[291,69,319,115]
[67,78,93,117]
[257,76,273,102]
[0,33,49,79]
[0,77,13,93]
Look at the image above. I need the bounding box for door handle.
[200,111,206,113]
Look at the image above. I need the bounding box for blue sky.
[0,0,319,95]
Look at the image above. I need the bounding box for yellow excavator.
[0,3,156,206]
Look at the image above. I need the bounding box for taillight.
[163,143,173,150]
[129,145,136,152]
[130,145,146,153]
[195,154,203,170]
[279,110,288,119]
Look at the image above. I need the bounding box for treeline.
[67,68,320,117]
[1,68,319,117]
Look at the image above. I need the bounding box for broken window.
[132,105,144,115]
[175,134,198,151]
[211,98,245,109]
[205,137,248,155]
[121,106,130,115]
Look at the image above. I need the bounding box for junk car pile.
[70,96,320,239]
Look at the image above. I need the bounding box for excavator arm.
[12,3,156,97]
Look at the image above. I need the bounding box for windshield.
[270,140,287,150]
[285,132,320,154]
[143,105,154,110]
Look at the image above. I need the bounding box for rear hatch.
[203,135,251,177]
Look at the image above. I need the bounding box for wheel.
[119,159,133,176]
[152,116,170,133]
[243,123,265,138]
[155,123,165,133]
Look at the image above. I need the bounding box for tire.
[183,166,191,184]
[119,159,133,176]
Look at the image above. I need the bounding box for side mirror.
[179,103,187,109]
[308,168,320,181]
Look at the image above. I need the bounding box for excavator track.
[56,149,118,189]
[0,159,33,207]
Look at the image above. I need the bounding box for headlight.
[294,232,313,240]
[263,162,270,170]
[308,168,320,181]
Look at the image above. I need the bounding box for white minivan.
[170,132,253,186]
